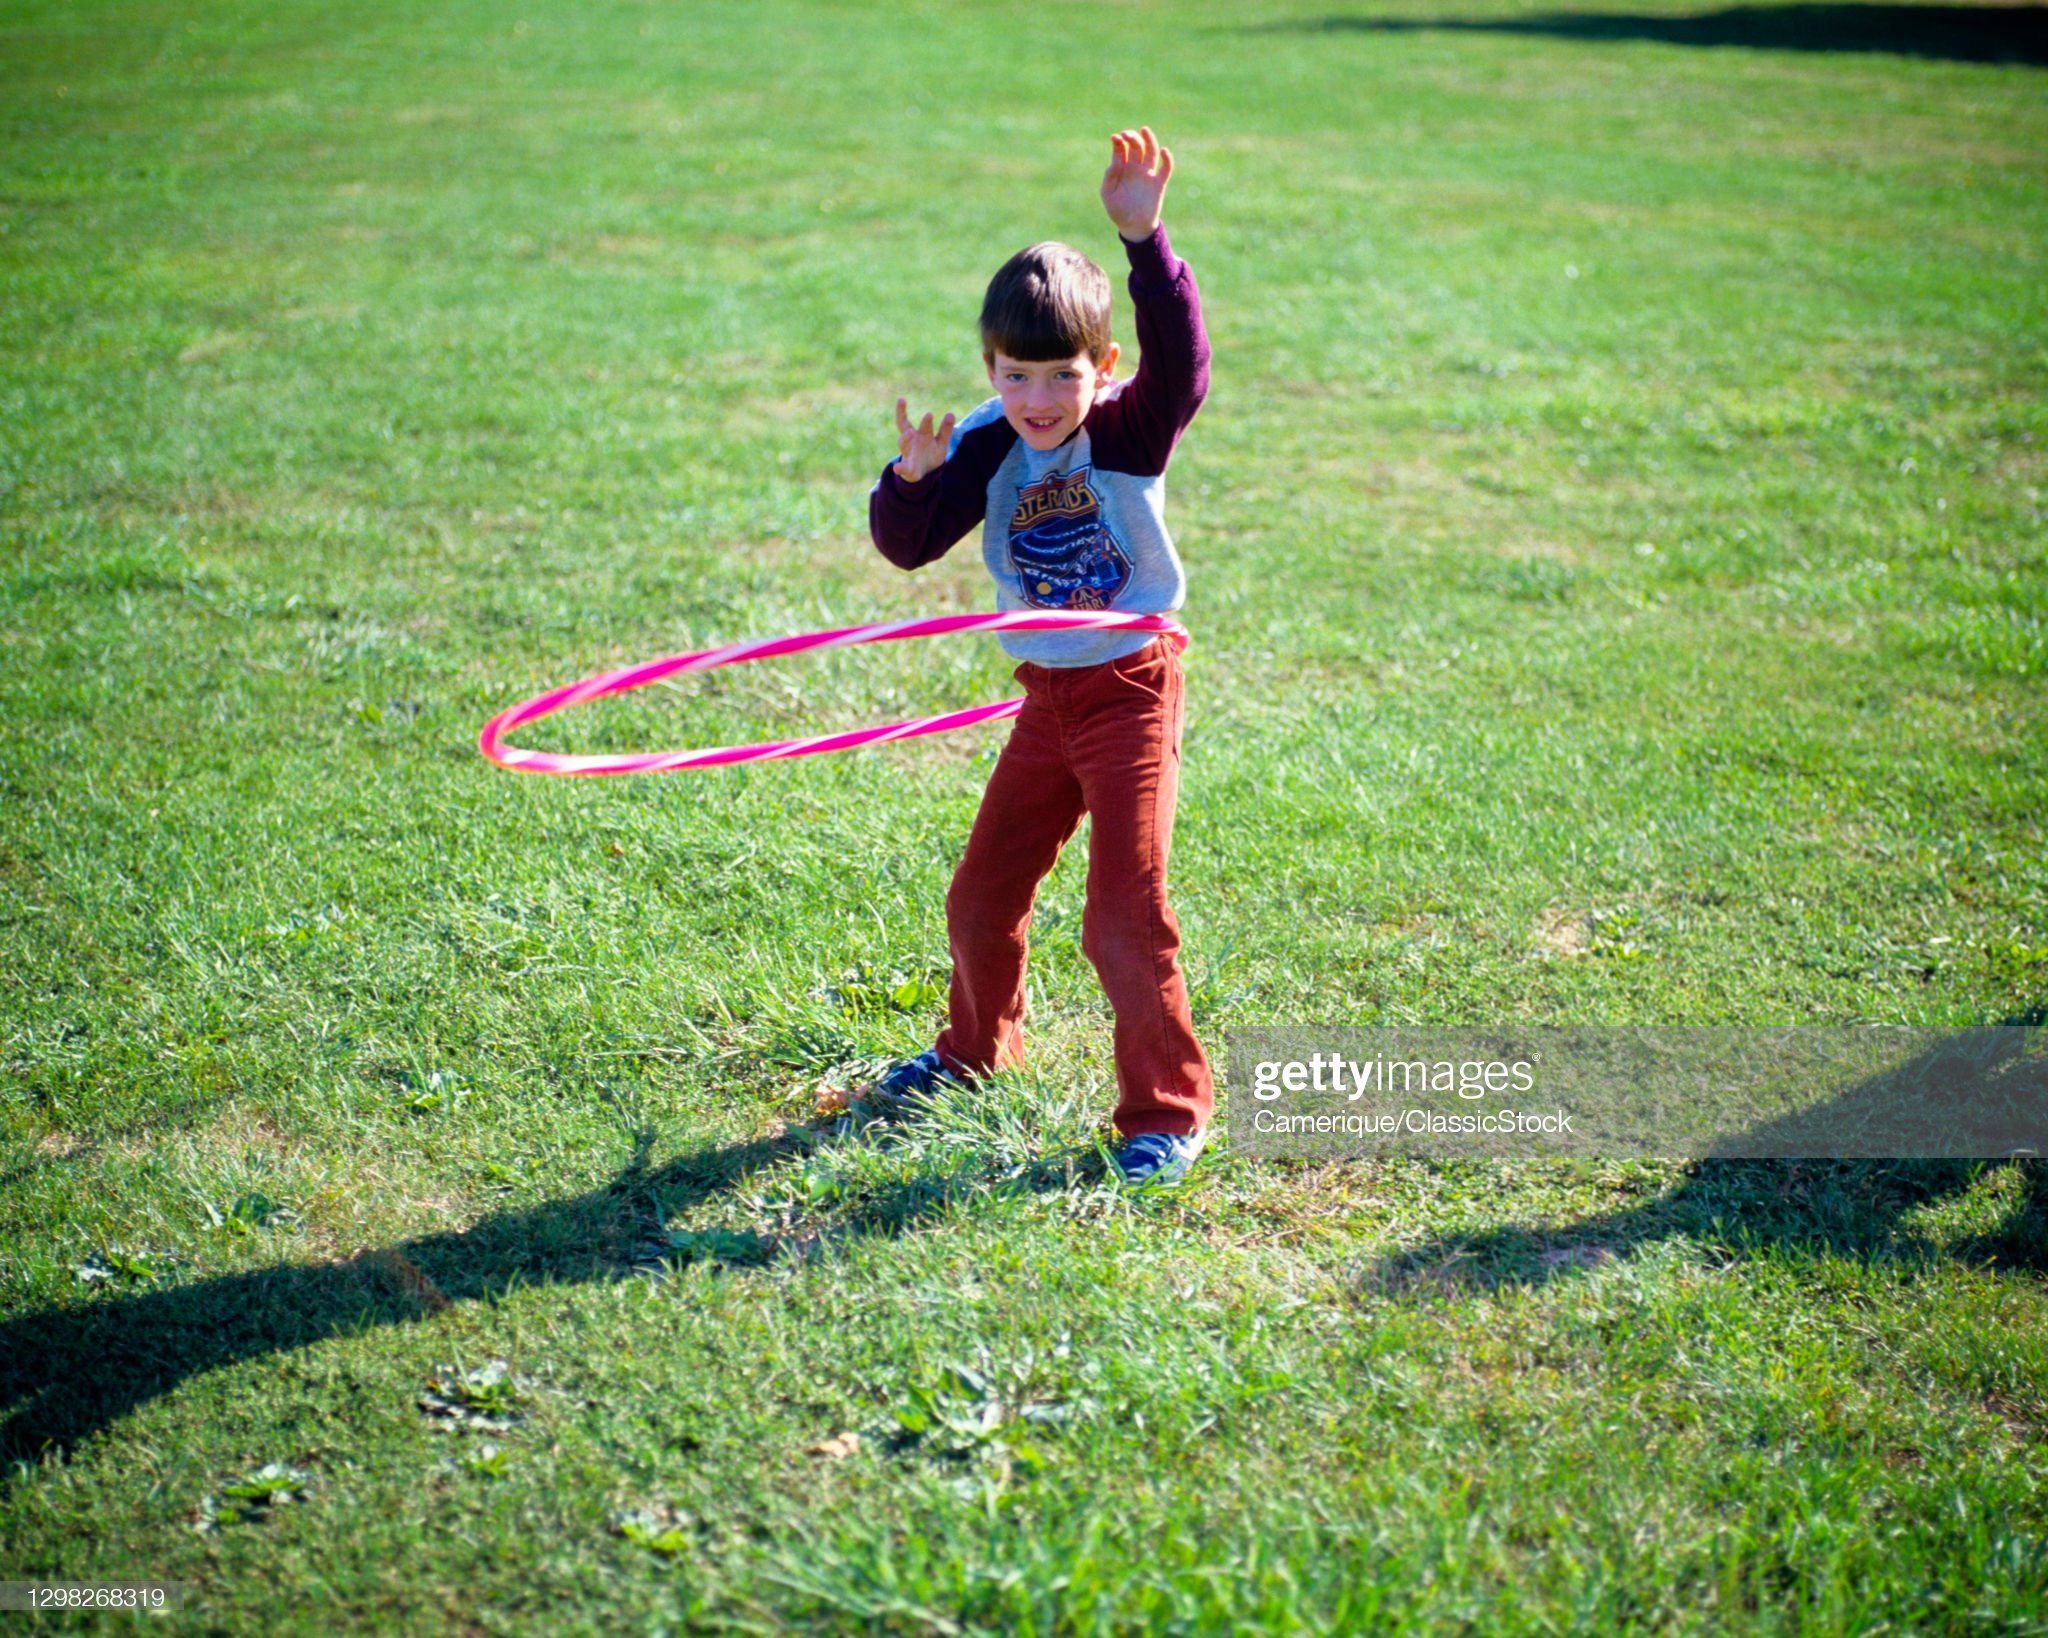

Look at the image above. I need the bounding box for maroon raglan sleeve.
[872,450,983,573]
[868,417,1013,570]
[1089,225,1211,476]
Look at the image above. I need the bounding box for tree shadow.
[1350,1022,2047,1300]
[0,1123,1098,1479]
[1255,6,2048,68]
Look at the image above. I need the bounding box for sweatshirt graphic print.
[868,225,1210,667]
[1008,467,1130,611]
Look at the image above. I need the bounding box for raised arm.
[1093,127,1210,473]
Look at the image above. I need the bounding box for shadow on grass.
[8,1029,2039,1472]
[0,1124,1095,1478]
[1354,1022,2047,1299]
[1357,1154,2046,1301]
[1255,6,2048,67]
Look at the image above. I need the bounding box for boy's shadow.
[0,1125,1090,1479]
[1353,1021,2047,1299]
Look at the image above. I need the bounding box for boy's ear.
[1096,342,1120,382]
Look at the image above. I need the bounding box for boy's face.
[986,344,1121,453]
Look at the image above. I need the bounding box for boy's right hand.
[893,398,955,483]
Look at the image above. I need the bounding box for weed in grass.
[443,1439,512,1480]
[196,1190,297,1238]
[888,1352,1097,1466]
[71,1246,179,1287]
[194,1462,313,1533]
[418,1360,532,1434]
[613,1503,703,1558]
[631,1226,777,1274]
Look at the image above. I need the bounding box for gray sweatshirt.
[868,225,1210,667]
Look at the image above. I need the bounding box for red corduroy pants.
[933,637,1213,1138]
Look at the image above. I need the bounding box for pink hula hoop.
[478,609,1190,776]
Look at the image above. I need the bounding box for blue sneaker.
[852,1048,961,1122]
[1110,1129,1207,1187]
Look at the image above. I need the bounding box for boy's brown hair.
[979,242,1113,364]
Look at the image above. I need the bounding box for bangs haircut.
[979,242,1113,364]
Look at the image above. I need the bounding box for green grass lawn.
[3,0,2045,1631]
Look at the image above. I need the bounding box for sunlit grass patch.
[3,0,2045,1629]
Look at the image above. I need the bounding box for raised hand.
[1100,126,1174,242]
[893,397,955,483]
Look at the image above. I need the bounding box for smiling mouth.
[1024,416,1060,430]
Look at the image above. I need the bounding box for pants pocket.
[1105,640,1170,705]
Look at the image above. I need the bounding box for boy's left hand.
[1101,126,1173,243]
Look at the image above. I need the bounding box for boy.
[861,127,1212,1187]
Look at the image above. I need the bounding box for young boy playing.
[858,126,1213,1187]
